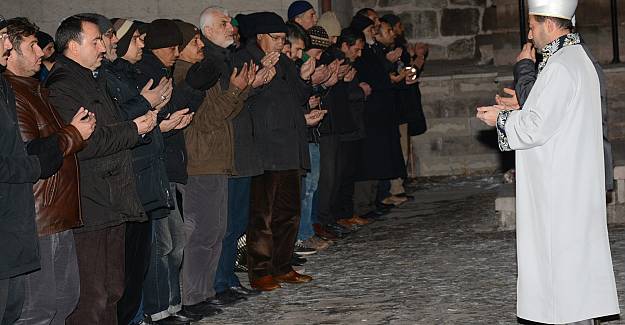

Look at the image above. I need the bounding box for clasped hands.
[476,88,520,127]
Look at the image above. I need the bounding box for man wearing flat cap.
[232,11,317,291]
[477,1,620,323]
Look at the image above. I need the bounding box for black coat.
[46,55,146,233]
[0,74,40,279]
[395,44,427,136]
[134,52,205,184]
[101,59,172,215]
[353,43,406,180]
[231,41,311,172]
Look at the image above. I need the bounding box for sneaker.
[294,240,317,256]
[302,236,331,251]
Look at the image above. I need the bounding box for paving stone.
[198,176,625,324]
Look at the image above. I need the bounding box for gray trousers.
[181,175,228,305]
[15,230,79,325]
[353,180,378,216]
[0,275,25,325]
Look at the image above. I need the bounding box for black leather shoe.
[325,222,352,236]
[227,285,262,297]
[376,202,394,210]
[154,314,191,325]
[180,302,222,320]
[206,292,239,306]
[216,289,246,303]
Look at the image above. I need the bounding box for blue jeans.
[298,143,320,241]
[143,183,185,321]
[214,177,251,293]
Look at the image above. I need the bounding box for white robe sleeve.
[497,62,575,151]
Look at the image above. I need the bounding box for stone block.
[412,10,439,39]
[352,0,378,8]
[607,203,625,224]
[452,74,498,94]
[419,76,453,97]
[449,0,486,6]
[425,118,471,136]
[461,153,501,173]
[378,0,413,7]
[441,8,480,36]
[447,38,476,60]
[411,0,447,9]
[438,135,498,155]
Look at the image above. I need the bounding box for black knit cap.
[111,18,139,57]
[307,25,330,50]
[36,31,54,49]
[350,14,374,33]
[246,12,288,36]
[235,14,254,39]
[144,19,182,50]
[172,20,200,51]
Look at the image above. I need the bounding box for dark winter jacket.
[46,55,146,233]
[231,41,312,172]
[0,73,41,279]
[134,51,205,184]
[182,42,250,176]
[101,58,172,214]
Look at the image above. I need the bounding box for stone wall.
[0,0,320,35]
[412,65,625,176]
[490,0,624,66]
[351,0,495,63]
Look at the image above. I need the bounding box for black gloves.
[185,57,221,91]
[26,134,64,179]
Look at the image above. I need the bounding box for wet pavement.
[200,176,625,325]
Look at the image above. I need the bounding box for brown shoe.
[274,270,313,284]
[250,275,281,291]
[349,215,372,225]
[336,218,357,228]
[313,223,338,241]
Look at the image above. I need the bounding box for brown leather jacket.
[4,71,85,236]
[174,60,248,176]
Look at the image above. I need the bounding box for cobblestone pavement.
[200,176,625,325]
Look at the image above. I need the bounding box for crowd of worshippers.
[0,1,429,324]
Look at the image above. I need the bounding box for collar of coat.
[538,32,581,73]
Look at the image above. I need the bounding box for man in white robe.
[477,1,620,323]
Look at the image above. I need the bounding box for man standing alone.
[477,1,620,323]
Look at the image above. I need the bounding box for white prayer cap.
[528,0,577,20]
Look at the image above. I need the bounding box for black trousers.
[0,275,25,325]
[334,140,359,219]
[117,220,152,325]
[247,170,301,280]
[317,135,341,225]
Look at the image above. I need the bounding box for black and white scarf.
[537,32,581,73]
